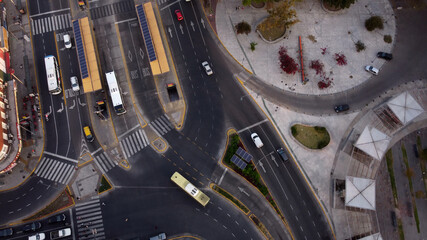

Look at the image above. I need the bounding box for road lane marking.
[44,151,78,163]
[236,119,269,133]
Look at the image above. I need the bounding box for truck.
[150,233,166,240]
[50,228,71,239]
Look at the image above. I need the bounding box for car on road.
[334,104,349,113]
[251,133,264,148]
[365,65,379,75]
[23,222,42,232]
[83,126,94,142]
[377,52,393,60]
[50,228,71,239]
[63,34,72,49]
[48,214,66,224]
[175,10,183,21]
[201,61,213,75]
[70,76,80,92]
[29,233,45,240]
[276,148,289,162]
[0,228,13,237]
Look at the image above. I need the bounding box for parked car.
[23,222,42,232]
[63,34,72,49]
[48,214,66,224]
[70,76,80,92]
[201,61,213,75]
[276,148,289,162]
[377,52,392,60]
[50,228,71,239]
[365,65,379,75]
[0,228,13,237]
[251,133,264,148]
[334,104,349,113]
[29,233,45,240]
[175,9,183,21]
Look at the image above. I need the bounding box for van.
[83,126,94,142]
[251,133,263,148]
[276,148,289,162]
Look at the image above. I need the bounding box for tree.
[323,0,356,9]
[235,21,251,35]
[266,0,299,29]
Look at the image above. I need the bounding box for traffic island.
[211,184,250,214]
[22,186,74,222]
[98,175,113,194]
[221,130,288,227]
[291,124,330,149]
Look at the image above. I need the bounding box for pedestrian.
[125,218,128,222]
[101,202,105,206]
[236,6,238,10]
[45,114,49,121]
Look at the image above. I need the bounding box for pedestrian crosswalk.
[31,14,71,35]
[34,157,75,184]
[75,196,106,240]
[149,114,174,136]
[119,129,149,159]
[93,151,117,174]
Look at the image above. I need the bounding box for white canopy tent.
[387,92,424,124]
[354,127,390,160]
[345,176,376,210]
[358,232,383,240]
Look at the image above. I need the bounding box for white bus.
[105,71,126,115]
[171,172,210,207]
[44,55,62,95]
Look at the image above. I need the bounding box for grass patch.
[291,124,330,149]
[385,150,398,206]
[212,185,249,214]
[98,175,112,194]
[256,18,286,41]
[223,133,285,222]
[398,218,405,240]
[249,214,273,240]
[23,187,74,222]
[416,136,427,194]
[401,144,420,233]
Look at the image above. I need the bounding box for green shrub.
[365,16,384,31]
[235,21,251,35]
[250,42,257,51]
[317,140,329,149]
[355,40,366,52]
[384,35,392,43]
[291,126,297,136]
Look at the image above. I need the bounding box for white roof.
[387,92,423,124]
[358,232,383,240]
[345,176,376,210]
[354,127,390,160]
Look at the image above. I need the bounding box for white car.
[63,34,72,49]
[29,233,45,240]
[70,76,80,92]
[365,65,379,75]
[251,133,264,148]
[201,61,213,75]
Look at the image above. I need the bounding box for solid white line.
[117,124,140,139]
[44,151,78,163]
[115,18,137,25]
[217,168,227,185]
[30,8,70,18]
[237,119,269,133]
[91,147,103,155]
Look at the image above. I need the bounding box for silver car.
[365,65,379,75]
[70,76,80,92]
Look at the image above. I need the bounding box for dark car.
[334,104,349,113]
[48,214,66,224]
[276,148,289,162]
[23,222,42,232]
[0,228,13,237]
[377,52,393,60]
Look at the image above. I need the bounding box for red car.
[175,10,183,21]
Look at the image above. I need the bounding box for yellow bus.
[171,172,210,207]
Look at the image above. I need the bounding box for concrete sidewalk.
[214,0,395,95]
[0,0,43,190]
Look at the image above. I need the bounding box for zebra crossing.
[93,151,117,174]
[119,129,149,158]
[149,114,174,136]
[31,14,72,35]
[34,157,75,184]
[75,196,106,240]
